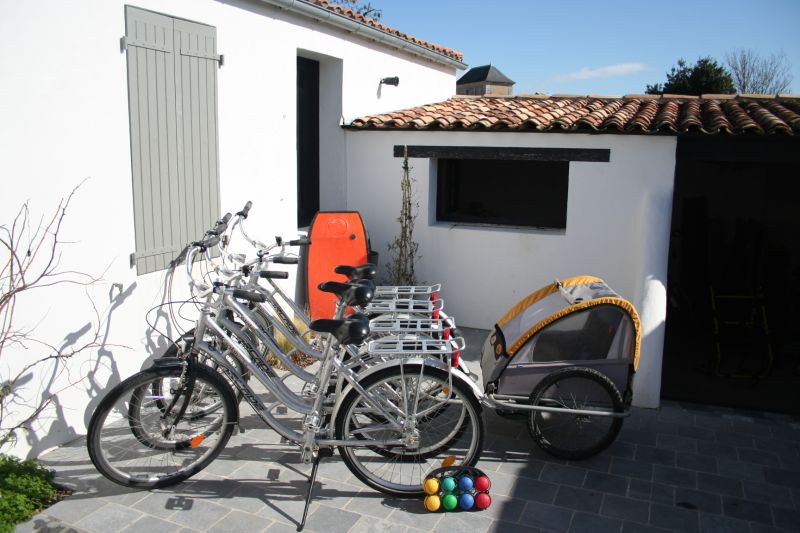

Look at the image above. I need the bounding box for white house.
[343,94,800,412]
[0,0,464,459]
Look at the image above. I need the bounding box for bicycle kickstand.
[297,447,333,532]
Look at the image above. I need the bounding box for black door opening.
[662,136,800,413]
[297,56,319,228]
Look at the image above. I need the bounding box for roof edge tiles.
[347,94,800,136]
[259,0,465,67]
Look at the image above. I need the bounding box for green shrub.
[0,455,59,533]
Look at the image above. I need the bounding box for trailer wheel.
[527,367,624,460]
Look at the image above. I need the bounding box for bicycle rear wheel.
[527,366,624,460]
[87,363,237,489]
[335,364,484,496]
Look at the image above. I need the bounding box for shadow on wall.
[21,282,138,460]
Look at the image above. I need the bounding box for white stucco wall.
[0,0,457,458]
[344,131,677,408]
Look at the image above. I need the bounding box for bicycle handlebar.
[237,201,252,219]
[272,256,298,265]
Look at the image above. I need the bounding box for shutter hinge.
[219,54,224,68]
[120,36,126,54]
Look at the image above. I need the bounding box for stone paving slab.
[17,328,800,533]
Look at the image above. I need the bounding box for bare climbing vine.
[386,146,420,285]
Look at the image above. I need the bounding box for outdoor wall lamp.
[380,76,400,86]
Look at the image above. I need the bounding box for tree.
[328,0,382,20]
[646,57,735,95]
[725,49,792,94]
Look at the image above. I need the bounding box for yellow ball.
[424,495,441,512]
[423,477,441,495]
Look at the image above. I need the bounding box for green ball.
[441,476,457,492]
[442,493,458,511]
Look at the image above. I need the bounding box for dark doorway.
[297,56,319,228]
[662,136,800,413]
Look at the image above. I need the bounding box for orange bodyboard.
[306,212,369,320]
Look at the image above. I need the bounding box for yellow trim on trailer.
[497,276,605,328]
[506,296,642,371]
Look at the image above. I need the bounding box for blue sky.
[369,0,800,95]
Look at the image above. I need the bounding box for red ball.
[474,475,491,492]
[475,492,492,510]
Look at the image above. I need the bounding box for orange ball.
[423,477,441,495]
[424,494,441,512]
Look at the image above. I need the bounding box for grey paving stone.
[606,440,636,460]
[697,513,749,533]
[675,488,722,514]
[611,458,653,481]
[628,479,673,504]
[130,492,183,519]
[75,503,144,533]
[742,480,795,509]
[343,491,395,520]
[538,463,587,487]
[168,499,231,530]
[382,499,443,530]
[120,515,188,533]
[265,521,306,533]
[653,465,697,488]
[731,419,773,436]
[721,496,773,524]
[583,471,629,495]
[518,501,574,533]
[600,494,650,523]
[496,458,546,479]
[697,441,738,461]
[657,434,698,453]
[717,459,765,482]
[471,494,526,523]
[303,505,361,533]
[650,501,699,532]
[568,511,621,533]
[619,429,658,447]
[567,453,611,473]
[764,467,800,489]
[208,510,270,533]
[635,446,677,467]
[437,510,494,533]
[485,520,541,533]
[677,452,719,474]
[15,516,89,533]
[621,522,672,533]
[514,476,560,504]
[693,415,734,432]
[715,432,755,449]
[749,524,796,533]
[737,448,781,467]
[697,473,743,498]
[772,506,800,531]
[44,498,109,525]
[753,436,800,455]
[678,424,717,441]
[345,517,407,533]
[553,486,603,513]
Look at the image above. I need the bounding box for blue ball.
[458,475,474,491]
[459,492,475,510]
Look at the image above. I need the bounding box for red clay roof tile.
[348,95,800,135]
[309,0,463,62]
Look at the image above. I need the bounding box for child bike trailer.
[480,276,641,459]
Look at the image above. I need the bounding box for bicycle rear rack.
[374,283,442,299]
[364,298,444,314]
[368,316,447,334]
[368,335,465,356]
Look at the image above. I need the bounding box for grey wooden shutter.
[124,5,221,275]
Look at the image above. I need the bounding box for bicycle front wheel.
[87,363,237,489]
[335,364,484,496]
[527,366,624,460]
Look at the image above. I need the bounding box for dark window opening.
[436,159,568,229]
[297,56,319,228]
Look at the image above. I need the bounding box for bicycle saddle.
[309,313,370,345]
[334,263,377,280]
[318,280,374,307]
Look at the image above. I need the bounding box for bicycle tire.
[527,366,624,460]
[87,363,237,489]
[335,364,484,496]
